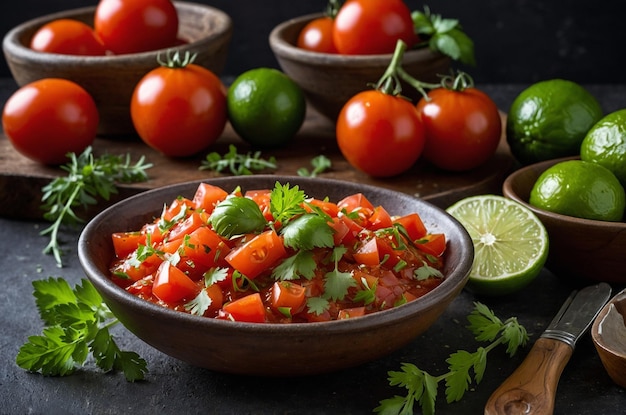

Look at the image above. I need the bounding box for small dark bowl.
[78,176,472,376]
[2,1,232,136]
[502,157,626,284]
[269,14,451,121]
[592,288,626,390]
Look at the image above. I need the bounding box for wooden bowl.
[77,176,473,376]
[269,14,451,122]
[591,288,626,389]
[502,157,626,284]
[2,1,232,136]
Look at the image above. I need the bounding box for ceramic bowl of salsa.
[78,176,472,376]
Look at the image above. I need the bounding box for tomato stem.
[157,50,197,68]
[325,0,342,18]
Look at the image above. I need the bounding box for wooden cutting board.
[0,108,516,220]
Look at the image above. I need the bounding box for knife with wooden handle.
[484,282,612,415]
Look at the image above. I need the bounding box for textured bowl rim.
[78,175,473,335]
[268,12,444,66]
[2,1,233,66]
[502,157,626,229]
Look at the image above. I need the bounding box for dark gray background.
[0,0,621,83]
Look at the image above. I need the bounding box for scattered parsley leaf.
[323,246,356,301]
[297,155,332,177]
[184,289,213,316]
[40,146,152,267]
[353,277,377,305]
[414,261,444,281]
[375,302,528,415]
[307,296,330,316]
[16,277,147,382]
[204,267,229,286]
[200,144,277,175]
[270,182,307,225]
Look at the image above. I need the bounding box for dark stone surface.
[1,0,624,84]
[1,79,626,413]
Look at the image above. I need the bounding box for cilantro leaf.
[281,214,334,250]
[271,250,317,281]
[17,278,147,382]
[270,182,306,224]
[184,289,213,316]
[307,296,330,316]
[323,246,356,301]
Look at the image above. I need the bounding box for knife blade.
[484,282,612,415]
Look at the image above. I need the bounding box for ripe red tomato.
[94,0,179,54]
[30,19,106,56]
[336,90,425,177]
[416,87,502,171]
[332,0,417,55]
[2,78,98,165]
[130,59,227,157]
[297,16,338,53]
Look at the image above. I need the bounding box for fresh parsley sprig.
[200,144,278,175]
[412,6,476,66]
[40,147,152,267]
[375,302,528,415]
[297,155,332,177]
[16,277,148,382]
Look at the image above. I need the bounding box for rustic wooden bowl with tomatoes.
[2,1,232,136]
[78,176,473,376]
[269,12,450,121]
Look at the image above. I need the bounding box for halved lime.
[446,195,549,296]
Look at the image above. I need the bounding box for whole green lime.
[506,79,603,165]
[227,68,306,148]
[529,159,625,221]
[580,108,626,188]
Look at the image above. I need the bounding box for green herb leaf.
[200,144,277,175]
[281,214,334,250]
[297,155,332,177]
[270,182,307,225]
[40,147,152,267]
[307,296,330,315]
[16,277,147,382]
[209,196,267,238]
[271,250,317,281]
[323,246,356,301]
[375,302,528,415]
[184,289,213,316]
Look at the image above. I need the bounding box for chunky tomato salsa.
[109,182,446,323]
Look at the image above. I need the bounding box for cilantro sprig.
[412,6,476,66]
[375,302,528,415]
[40,146,152,267]
[297,155,332,177]
[200,144,277,175]
[16,277,148,382]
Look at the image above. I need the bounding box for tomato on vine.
[2,78,98,165]
[94,0,179,54]
[332,0,417,55]
[415,73,502,171]
[130,52,227,157]
[297,0,340,53]
[336,41,425,177]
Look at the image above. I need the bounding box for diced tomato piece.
[125,275,154,298]
[335,213,364,244]
[417,233,447,257]
[270,281,306,314]
[111,231,144,258]
[168,211,205,241]
[393,213,428,241]
[368,206,393,230]
[225,230,287,279]
[305,198,340,217]
[152,261,200,303]
[337,193,375,213]
[222,293,266,323]
[329,216,350,245]
[192,183,229,213]
[353,238,379,266]
[244,189,273,221]
[338,306,365,319]
[161,197,194,222]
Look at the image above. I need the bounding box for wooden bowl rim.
[269,12,445,66]
[2,1,233,65]
[502,157,626,230]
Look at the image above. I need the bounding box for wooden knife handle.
[484,338,573,415]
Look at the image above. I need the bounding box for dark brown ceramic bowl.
[78,176,473,376]
[269,14,451,122]
[2,1,232,136]
[502,157,626,284]
[591,288,626,390]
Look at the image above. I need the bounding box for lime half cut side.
[446,195,549,296]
